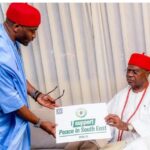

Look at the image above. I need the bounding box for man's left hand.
[105,114,128,131]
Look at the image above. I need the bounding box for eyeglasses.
[45,86,65,101]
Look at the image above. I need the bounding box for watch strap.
[34,119,42,128]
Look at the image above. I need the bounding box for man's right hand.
[40,121,56,138]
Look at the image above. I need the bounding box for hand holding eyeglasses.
[36,86,65,109]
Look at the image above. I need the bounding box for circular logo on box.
[76,108,87,118]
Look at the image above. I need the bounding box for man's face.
[126,65,148,89]
[16,25,38,46]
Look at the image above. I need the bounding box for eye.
[127,69,140,75]
[29,29,36,34]
[132,70,138,74]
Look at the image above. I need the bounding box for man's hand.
[105,114,128,131]
[36,93,59,109]
[27,80,59,109]
[17,105,56,138]
[40,121,56,138]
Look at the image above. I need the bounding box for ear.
[13,23,21,33]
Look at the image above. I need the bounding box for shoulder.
[0,24,13,53]
[0,26,15,66]
[0,42,18,77]
[107,86,129,113]
[115,86,129,97]
[108,86,129,105]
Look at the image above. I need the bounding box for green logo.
[76,108,87,118]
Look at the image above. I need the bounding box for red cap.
[6,3,41,27]
[128,53,150,71]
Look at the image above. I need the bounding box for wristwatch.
[127,123,134,132]
[34,119,42,128]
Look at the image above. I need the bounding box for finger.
[44,102,60,109]
[52,123,57,127]
[107,122,114,125]
[50,130,56,138]
[105,116,115,121]
[42,95,55,101]
[48,107,55,110]
[54,104,60,107]
[105,114,114,120]
[107,114,118,118]
[107,119,118,126]
[106,119,114,125]
[52,128,56,138]
[47,104,59,109]
[105,115,119,122]
[108,123,116,127]
[53,133,56,138]
[50,103,60,107]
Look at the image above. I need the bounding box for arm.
[17,105,56,137]
[106,89,136,132]
[27,80,37,96]
[0,68,55,137]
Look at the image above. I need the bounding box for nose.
[126,71,134,79]
[127,71,133,76]
[127,73,133,79]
